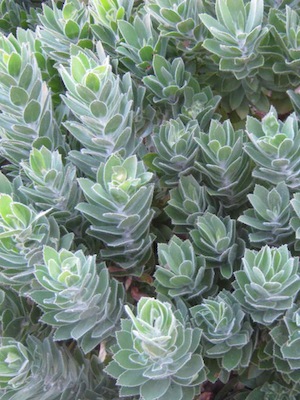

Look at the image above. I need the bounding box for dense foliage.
[2,0,300,399]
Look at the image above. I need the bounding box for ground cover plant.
[2,0,300,399]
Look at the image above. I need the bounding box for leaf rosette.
[165,175,217,234]
[37,0,92,63]
[0,33,59,166]
[89,0,133,53]
[152,118,200,187]
[268,6,300,83]
[20,146,81,223]
[191,290,254,383]
[264,303,300,383]
[29,246,124,354]
[145,0,210,53]
[245,106,300,189]
[105,297,206,400]
[77,154,155,273]
[154,235,216,302]
[190,213,245,279]
[0,0,29,36]
[180,86,221,130]
[0,337,30,390]
[239,182,295,247]
[143,54,190,106]
[195,119,254,209]
[0,335,105,400]
[199,0,268,80]
[233,245,300,325]
[116,13,166,78]
[0,287,44,340]
[59,50,138,178]
[0,194,67,291]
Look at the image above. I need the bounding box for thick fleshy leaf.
[140,378,170,400]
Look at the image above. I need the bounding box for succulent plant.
[77,154,155,274]
[199,0,268,80]
[19,146,81,224]
[145,0,209,54]
[194,119,254,210]
[11,28,65,106]
[233,245,300,326]
[154,235,216,302]
[179,85,221,130]
[244,106,300,189]
[0,335,106,399]
[37,0,92,63]
[0,287,44,340]
[59,48,139,178]
[0,337,30,391]
[0,0,29,35]
[165,175,217,234]
[0,32,60,167]
[265,303,300,383]
[238,182,295,247]
[190,213,245,279]
[143,54,190,111]
[0,194,72,291]
[89,0,133,54]
[191,290,254,383]
[151,118,200,187]
[105,297,206,400]
[268,6,300,86]
[116,12,167,78]
[29,246,124,354]
[197,0,271,115]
